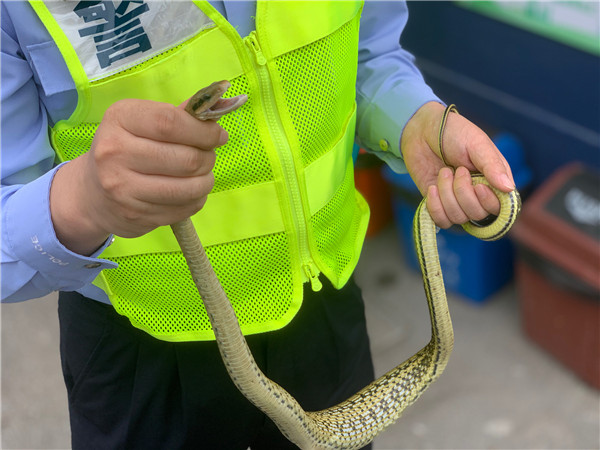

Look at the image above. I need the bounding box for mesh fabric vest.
[32,0,369,341]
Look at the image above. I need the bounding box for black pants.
[58,278,374,449]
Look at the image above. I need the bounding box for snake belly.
[170,81,521,449]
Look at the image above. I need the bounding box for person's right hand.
[50,98,228,256]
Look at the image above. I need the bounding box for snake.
[170,80,521,449]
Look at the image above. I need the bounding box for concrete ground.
[2,226,599,449]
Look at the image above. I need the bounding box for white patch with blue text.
[45,1,215,81]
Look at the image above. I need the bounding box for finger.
[109,198,210,238]
[426,185,452,229]
[466,136,516,193]
[474,183,501,216]
[106,99,228,150]
[129,139,217,177]
[453,166,490,221]
[93,128,218,178]
[130,172,215,207]
[437,167,468,224]
[148,199,210,226]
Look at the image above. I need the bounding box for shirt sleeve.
[1,4,116,303]
[356,1,443,173]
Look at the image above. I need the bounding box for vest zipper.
[244,32,267,65]
[243,31,322,292]
[303,262,323,292]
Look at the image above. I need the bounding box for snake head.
[185,80,248,121]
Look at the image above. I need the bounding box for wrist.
[401,101,445,158]
[50,158,110,256]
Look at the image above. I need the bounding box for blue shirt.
[1,1,440,303]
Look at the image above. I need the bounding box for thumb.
[469,140,516,193]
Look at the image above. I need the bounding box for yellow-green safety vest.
[31,0,369,341]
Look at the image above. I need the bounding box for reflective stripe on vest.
[31,0,369,341]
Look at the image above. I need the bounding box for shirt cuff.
[356,80,442,174]
[4,164,117,290]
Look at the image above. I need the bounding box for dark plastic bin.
[511,163,600,389]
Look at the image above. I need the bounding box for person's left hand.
[401,101,516,229]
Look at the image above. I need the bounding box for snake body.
[170,81,521,449]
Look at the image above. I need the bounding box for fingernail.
[457,166,469,177]
[219,129,229,146]
[440,167,453,178]
[501,174,515,190]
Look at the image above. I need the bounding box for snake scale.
[170,81,521,449]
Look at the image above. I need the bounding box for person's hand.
[401,101,515,229]
[50,98,227,255]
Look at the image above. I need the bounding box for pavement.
[2,226,599,449]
